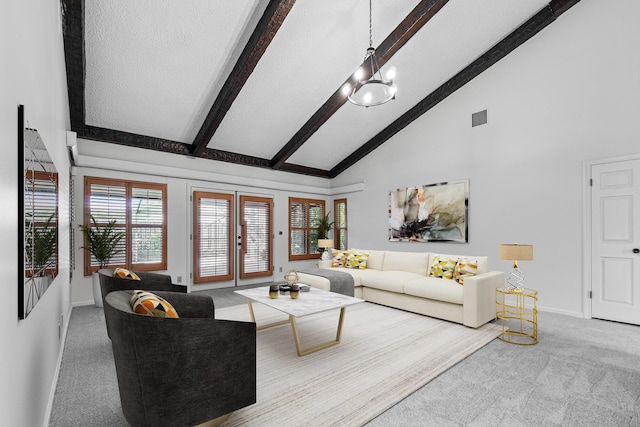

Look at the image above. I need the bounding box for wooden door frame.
[583,152,640,319]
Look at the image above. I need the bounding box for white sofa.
[297,249,504,328]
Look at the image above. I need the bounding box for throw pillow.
[114,268,141,281]
[332,249,347,267]
[346,251,369,269]
[454,259,478,285]
[129,290,179,318]
[429,256,457,279]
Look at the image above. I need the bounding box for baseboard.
[72,299,94,307]
[43,304,73,427]
[538,305,584,318]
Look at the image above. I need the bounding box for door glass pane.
[242,198,272,277]
[198,197,231,278]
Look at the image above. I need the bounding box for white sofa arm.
[462,270,504,328]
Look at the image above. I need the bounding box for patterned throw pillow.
[429,257,458,279]
[114,268,141,281]
[454,259,478,285]
[346,251,369,269]
[332,249,347,267]
[129,290,179,318]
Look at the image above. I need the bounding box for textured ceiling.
[64,0,578,178]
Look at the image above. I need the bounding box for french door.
[193,191,273,286]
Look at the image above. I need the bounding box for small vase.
[92,271,103,308]
[290,284,300,299]
[269,284,279,299]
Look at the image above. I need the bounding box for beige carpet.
[215,301,502,427]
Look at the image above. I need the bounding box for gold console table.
[496,287,538,345]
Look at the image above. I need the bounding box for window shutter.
[131,187,164,265]
[87,181,127,270]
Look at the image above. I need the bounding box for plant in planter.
[316,212,334,240]
[79,215,125,307]
[316,212,335,261]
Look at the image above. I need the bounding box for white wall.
[331,0,640,316]
[1,1,72,426]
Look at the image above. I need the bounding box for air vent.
[472,110,487,127]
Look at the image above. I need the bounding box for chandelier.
[345,0,397,107]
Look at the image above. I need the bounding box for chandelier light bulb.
[363,92,372,104]
[386,67,396,80]
[342,84,352,96]
[354,68,364,81]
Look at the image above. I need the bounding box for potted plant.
[79,215,125,307]
[317,212,334,240]
[316,212,335,262]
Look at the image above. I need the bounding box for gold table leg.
[246,299,348,356]
[246,299,291,330]
[291,307,347,356]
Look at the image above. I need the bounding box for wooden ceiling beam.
[329,0,581,178]
[190,0,297,157]
[270,0,450,169]
[61,0,85,134]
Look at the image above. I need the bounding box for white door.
[591,158,640,325]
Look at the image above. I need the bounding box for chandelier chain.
[369,0,373,48]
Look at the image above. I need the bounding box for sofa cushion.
[382,251,430,276]
[350,249,385,270]
[454,259,478,285]
[345,251,369,269]
[114,268,141,280]
[429,256,458,279]
[429,253,489,274]
[331,249,347,267]
[129,290,179,318]
[364,270,424,293]
[404,277,464,305]
[333,267,384,287]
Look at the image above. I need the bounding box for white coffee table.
[235,285,363,356]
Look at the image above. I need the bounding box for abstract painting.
[389,180,468,243]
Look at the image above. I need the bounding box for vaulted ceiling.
[62,0,580,178]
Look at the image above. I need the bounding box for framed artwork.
[389,179,468,243]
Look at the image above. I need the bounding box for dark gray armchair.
[98,269,186,338]
[104,290,256,427]
[98,268,186,305]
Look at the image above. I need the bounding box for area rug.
[215,301,502,426]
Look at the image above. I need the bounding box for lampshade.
[317,239,334,249]
[499,244,533,261]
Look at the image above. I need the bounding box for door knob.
[634,248,640,254]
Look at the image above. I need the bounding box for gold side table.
[496,287,538,345]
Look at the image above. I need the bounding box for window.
[83,177,167,275]
[193,191,234,283]
[334,198,348,251]
[289,197,325,261]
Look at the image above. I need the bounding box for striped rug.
[216,301,502,427]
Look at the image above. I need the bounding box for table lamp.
[499,243,533,292]
[317,239,334,261]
